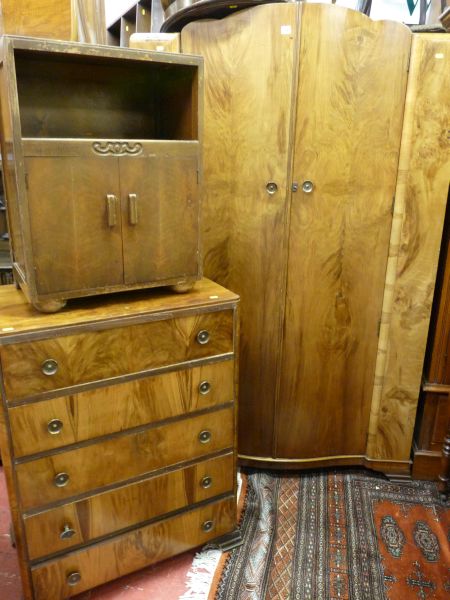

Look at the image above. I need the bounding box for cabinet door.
[276,5,411,458]
[25,142,123,294]
[182,4,299,457]
[119,142,200,285]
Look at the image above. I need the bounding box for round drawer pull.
[302,180,314,193]
[60,524,76,540]
[41,358,58,376]
[266,181,278,195]
[201,476,213,489]
[47,419,63,435]
[67,571,81,587]
[202,520,214,533]
[199,381,211,395]
[54,472,70,488]
[198,430,212,444]
[196,330,210,345]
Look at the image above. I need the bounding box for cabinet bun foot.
[169,282,195,293]
[32,299,67,313]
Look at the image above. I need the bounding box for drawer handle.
[198,430,211,444]
[199,381,211,395]
[202,520,214,533]
[67,571,81,587]
[60,524,76,540]
[54,472,70,488]
[196,330,210,345]
[128,193,138,225]
[106,194,118,227]
[47,419,63,435]
[41,359,58,376]
[201,476,213,489]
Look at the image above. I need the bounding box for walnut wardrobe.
[182,4,450,476]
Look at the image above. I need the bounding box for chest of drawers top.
[0,278,239,342]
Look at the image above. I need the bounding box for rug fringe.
[179,473,243,600]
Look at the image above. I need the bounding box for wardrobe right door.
[276,4,411,459]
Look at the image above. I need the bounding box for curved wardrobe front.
[182,4,449,475]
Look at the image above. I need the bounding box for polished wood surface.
[130,32,181,52]
[24,452,234,559]
[276,4,411,458]
[0,36,203,309]
[0,0,74,39]
[25,153,124,295]
[120,150,199,285]
[0,278,238,336]
[16,406,234,510]
[31,496,235,600]
[182,3,299,457]
[9,360,234,457]
[1,309,233,401]
[73,0,106,44]
[367,34,450,462]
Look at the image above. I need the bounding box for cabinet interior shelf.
[15,49,198,140]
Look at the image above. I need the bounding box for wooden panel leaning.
[0,279,240,599]
[0,37,203,312]
[366,33,450,466]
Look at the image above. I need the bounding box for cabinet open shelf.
[15,48,198,140]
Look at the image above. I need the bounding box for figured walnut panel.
[24,452,234,560]
[9,360,234,457]
[16,407,234,510]
[31,496,236,600]
[1,310,233,401]
[276,4,411,458]
[182,3,299,457]
[0,0,73,39]
[367,34,450,462]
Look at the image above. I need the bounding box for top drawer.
[0,310,233,402]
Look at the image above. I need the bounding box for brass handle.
[202,520,214,532]
[128,193,138,225]
[199,381,211,395]
[67,571,81,586]
[106,194,117,227]
[266,181,278,195]
[60,524,76,540]
[54,472,69,488]
[47,419,63,435]
[198,430,211,444]
[41,359,58,376]
[201,476,213,489]
[196,330,210,345]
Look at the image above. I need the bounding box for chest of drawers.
[0,279,239,599]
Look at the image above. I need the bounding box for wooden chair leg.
[438,404,450,499]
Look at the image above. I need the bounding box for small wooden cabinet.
[0,279,239,599]
[0,37,203,312]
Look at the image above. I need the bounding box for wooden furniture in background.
[413,191,450,482]
[182,3,417,475]
[0,0,105,43]
[0,278,239,600]
[0,37,203,312]
[130,31,180,52]
[107,0,164,45]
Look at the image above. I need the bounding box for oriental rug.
[210,470,450,600]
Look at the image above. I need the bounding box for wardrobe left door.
[276,4,412,460]
[182,3,299,458]
[24,140,123,295]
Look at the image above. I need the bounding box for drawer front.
[1,310,234,401]
[25,452,234,560]
[31,496,236,600]
[9,360,234,457]
[17,407,234,510]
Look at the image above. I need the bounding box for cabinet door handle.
[106,194,118,227]
[128,193,138,225]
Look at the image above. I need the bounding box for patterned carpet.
[213,470,450,600]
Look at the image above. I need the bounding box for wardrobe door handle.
[106,194,118,227]
[128,193,138,225]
